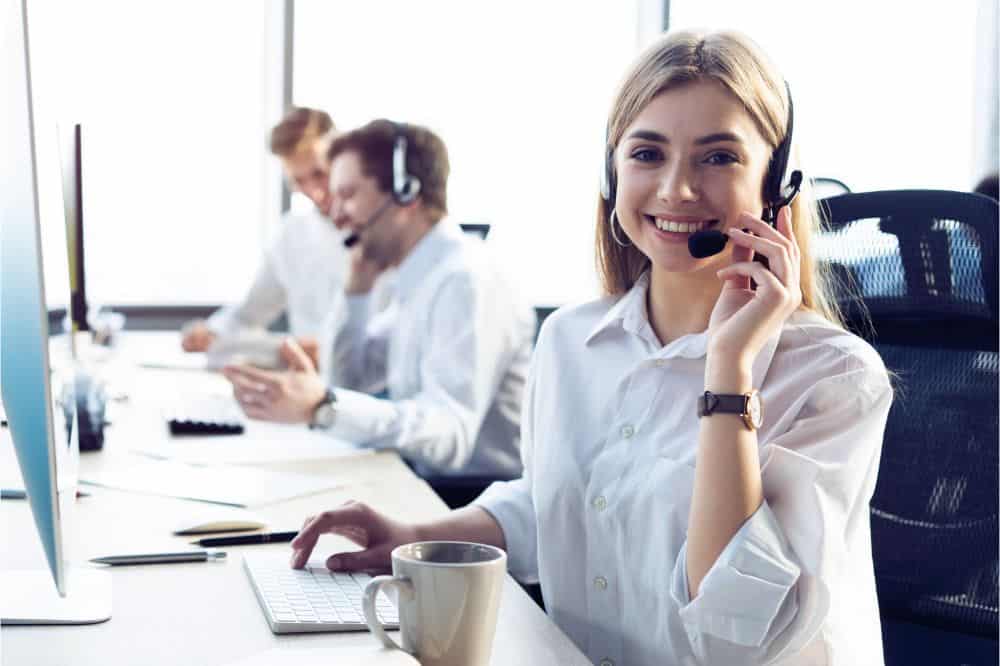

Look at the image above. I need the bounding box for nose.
[325,197,344,225]
[656,160,699,204]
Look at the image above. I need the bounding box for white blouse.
[476,272,892,666]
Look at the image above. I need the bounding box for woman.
[290,30,892,665]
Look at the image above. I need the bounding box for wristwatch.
[309,388,338,430]
[697,389,763,431]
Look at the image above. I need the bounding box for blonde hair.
[269,107,335,158]
[595,30,844,327]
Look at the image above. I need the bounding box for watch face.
[314,403,337,429]
[746,392,763,429]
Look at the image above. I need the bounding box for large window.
[26,1,286,307]
[668,1,984,195]
[295,0,660,305]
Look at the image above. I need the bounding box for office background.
[24,0,999,322]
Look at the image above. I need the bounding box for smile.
[644,215,720,234]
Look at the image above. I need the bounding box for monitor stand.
[0,568,111,624]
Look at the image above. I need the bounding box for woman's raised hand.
[708,206,802,366]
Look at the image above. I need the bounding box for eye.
[629,147,663,163]
[704,152,738,166]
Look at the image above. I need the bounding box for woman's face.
[614,79,773,276]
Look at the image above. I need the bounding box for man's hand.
[222,339,326,424]
[181,320,216,352]
[295,336,320,370]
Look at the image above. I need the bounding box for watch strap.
[697,391,749,417]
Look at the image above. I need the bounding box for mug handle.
[363,575,414,652]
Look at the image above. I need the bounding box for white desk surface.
[1,334,589,665]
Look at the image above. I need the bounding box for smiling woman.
[280,29,896,666]
[597,31,841,330]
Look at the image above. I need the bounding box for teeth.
[652,218,712,233]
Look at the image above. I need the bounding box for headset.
[390,121,422,205]
[343,121,422,248]
[601,82,803,259]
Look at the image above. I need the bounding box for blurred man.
[223,119,535,492]
[180,107,346,368]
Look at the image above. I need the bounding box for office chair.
[534,306,557,342]
[811,176,852,199]
[459,223,491,240]
[817,190,999,665]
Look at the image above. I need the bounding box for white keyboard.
[243,554,399,634]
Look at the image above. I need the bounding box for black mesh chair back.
[817,190,998,643]
[812,176,852,198]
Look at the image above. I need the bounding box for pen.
[191,531,298,547]
[90,550,227,566]
[1,488,89,500]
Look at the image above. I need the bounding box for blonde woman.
[290,31,892,665]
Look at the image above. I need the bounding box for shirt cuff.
[474,479,539,583]
[670,501,800,648]
[327,387,399,445]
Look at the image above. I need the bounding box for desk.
[1,334,589,665]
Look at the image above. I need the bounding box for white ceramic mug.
[362,541,506,666]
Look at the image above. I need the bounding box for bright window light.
[294,0,655,305]
[668,1,981,194]
[26,0,285,307]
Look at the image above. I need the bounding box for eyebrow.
[623,130,744,145]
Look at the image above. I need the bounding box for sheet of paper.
[79,455,340,507]
[130,421,370,466]
[135,350,208,371]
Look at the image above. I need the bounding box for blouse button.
[592,495,607,511]
[620,424,635,439]
[594,576,608,590]
[600,659,614,666]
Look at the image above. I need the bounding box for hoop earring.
[609,209,632,248]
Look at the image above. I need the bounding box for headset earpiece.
[392,125,421,205]
[600,122,617,218]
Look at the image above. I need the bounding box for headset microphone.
[342,197,394,248]
[685,168,802,259]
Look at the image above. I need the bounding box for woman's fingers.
[327,543,394,573]
[288,501,391,570]
[291,503,366,568]
[725,229,794,284]
[736,209,799,254]
[717,261,801,311]
[775,205,795,243]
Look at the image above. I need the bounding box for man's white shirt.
[207,208,347,341]
[205,208,393,380]
[475,271,893,666]
[326,220,535,478]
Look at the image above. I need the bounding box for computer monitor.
[0,0,110,625]
[60,123,89,333]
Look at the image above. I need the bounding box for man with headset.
[222,119,535,499]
